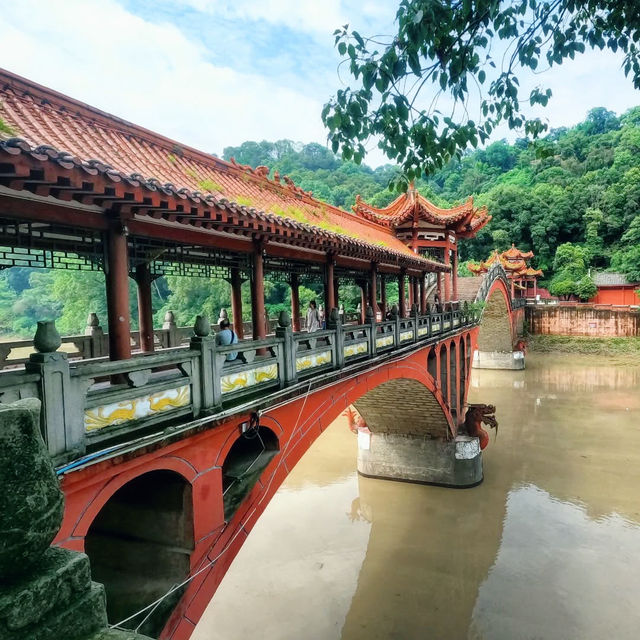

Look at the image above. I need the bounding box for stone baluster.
[390,304,400,347]
[85,312,107,358]
[326,307,344,369]
[162,310,178,347]
[365,304,377,357]
[25,321,82,462]
[275,310,296,386]
[190,315,222,412]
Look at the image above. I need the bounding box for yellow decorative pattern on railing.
[432,322,441,332]
[344,341,368,358]
[84,385,190,432]
[375,335,394,348]
[220,363,278,395]
[453,317,460,327]
[443,320,451,329]
[418,326,429,337]
[296,350,332,372]
[400,330,414,342]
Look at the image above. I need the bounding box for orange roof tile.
[0,68,433,266]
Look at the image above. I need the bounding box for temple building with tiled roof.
[468,245,543,299]
[352,184,491,302]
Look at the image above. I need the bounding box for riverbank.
[526,334,640,357]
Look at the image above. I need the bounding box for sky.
[1,0,640,168]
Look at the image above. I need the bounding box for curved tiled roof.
[352,185,491,237]
[468,246,543,278]
[0,68,441,270]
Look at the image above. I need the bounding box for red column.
[251,243,266,341]
[290,273,300,332]
[370,263,378,316]
[420,274,427,314]
[398,271,406,318]
[452,248,459,302]
[380,276,387,317]
[443,247,451,302]
[413,277,419,308]
[333,278,339,311]
[135,263,154,353]
[105,224,131,361]
[455,339,462,424]
[325,256,336,313]
[230,267,244,339]
[408,276,414,308]
[360,283,367,323]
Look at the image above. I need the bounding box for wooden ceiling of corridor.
[0,69,450,275]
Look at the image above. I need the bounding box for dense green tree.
[548,243,596,300]
[323,0,640,183]
[611,215,640,281]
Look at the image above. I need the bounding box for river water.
[193,354,640,640]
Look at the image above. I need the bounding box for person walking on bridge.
[216,318,238,361]
[306,300,321,332]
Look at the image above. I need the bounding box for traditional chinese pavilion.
[352,185,491,303]
[468,245,543,298]
[0,68,487,361]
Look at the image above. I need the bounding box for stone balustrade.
[0,303,479,466]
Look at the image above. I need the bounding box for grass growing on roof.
[0,116,15,135]
[197,178,224,193]
[235,196,254,206]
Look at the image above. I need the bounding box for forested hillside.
[1,107,639,337]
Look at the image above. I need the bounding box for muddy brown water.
[193,354,640,639]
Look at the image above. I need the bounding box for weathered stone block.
[472,350,525,370]
[90,630,154,640]
[0,547,91,631]
[0,580,106,640]
[356,432,482,487]
[0,398,64,579]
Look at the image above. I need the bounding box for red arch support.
[54,331,478,639]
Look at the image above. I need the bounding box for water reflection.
[194,354,640,639]
[470,484,640,640]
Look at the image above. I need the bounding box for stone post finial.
[365,304,374,321]
[194,315,211,337]
[330,307,340,323]
[33,321,61,354]
[163,310,176,328]
[390,304,399,319]
[278,310,291,328]
[411,302,418,315]
[218,308,229,324]
[86,312,100,329]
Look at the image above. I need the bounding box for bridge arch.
[85,469,195,637]
[352,378,450,440]
[476,278,513,353]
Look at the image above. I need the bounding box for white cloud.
[1,0,639,171]
[177,0,348,37]
[0,0,327,157]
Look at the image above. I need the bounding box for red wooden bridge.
[0,69,525,639]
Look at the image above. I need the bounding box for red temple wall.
[589,286,640,306]
[527,305,640,337]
